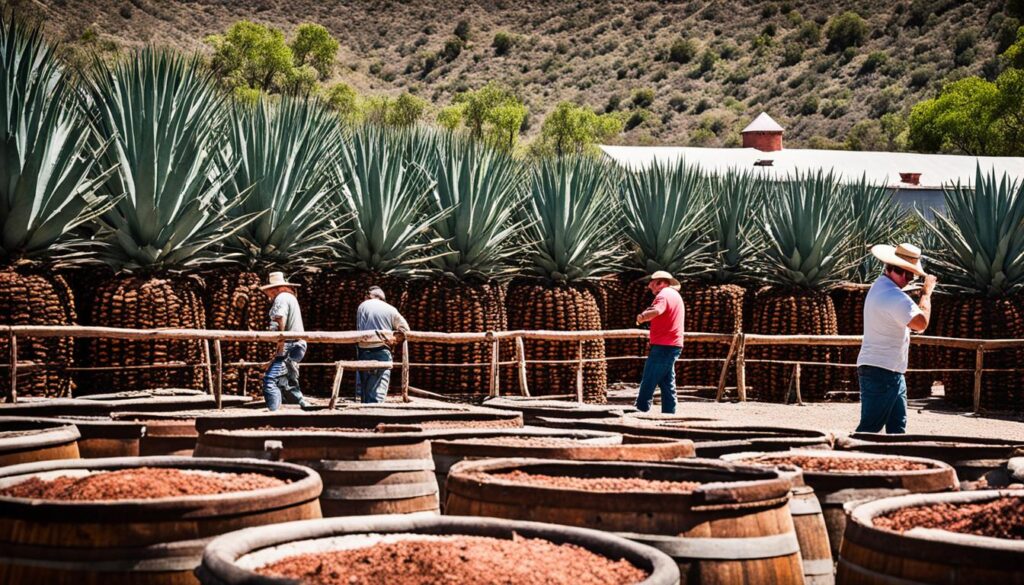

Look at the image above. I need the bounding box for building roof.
[741,112,784,133]
[598,145,1024,190]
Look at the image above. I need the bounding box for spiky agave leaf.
[331,124,445,275]
[923,167,1024,297]
[425,133,526,282]
[844,174,905,283]
[223,96,344,268]
[703,169,767,284]
[521,155,620,283]
[88,48,252,271]
[620,158,712,277]
[0,17,113,263]
[757,170,856,290]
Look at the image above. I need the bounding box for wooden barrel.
[196,515,681,585]
[835,432,1023,486]
[695,437,833,458]
[539,416,832,444]
[429,428,694,507]
[193,409,523,434]
[723,450,958,558]
[194,427,439,517]
[446,457,804,585]
[4,416,145,458]
[481,397,636,424]
[0,456,322,585]
[0,394,252,418]
[0,418,80,466]
[837,490,1024,584]
[790,485,834,585]
[109,411,223,457]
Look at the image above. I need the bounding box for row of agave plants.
[2,18,1023,408]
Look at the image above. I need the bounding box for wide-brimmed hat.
[259,271,301,290]
[649,270,681,290]
[870,243,926,277]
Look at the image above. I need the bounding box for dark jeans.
[856,365,907,434]
[356,346,392,404]
[635,344,682,414]
[263,342,306,411]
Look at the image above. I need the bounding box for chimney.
[741,112,784,152]
[899,172,921,186]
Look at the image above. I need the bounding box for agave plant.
[301,124,443,394]
[922,168,1024,409]
[404,133,526,396]
[0,17,113,397]
[207,96,344,394]
[82,48,252,392]
[506,155,620,400]
[749,170,856,402]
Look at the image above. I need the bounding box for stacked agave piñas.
[748,171,855,402]
[81,49,253,393]
[207,97,342,395]
[924,168,1024,410]
[505,156,620,401]
[0,18,114,396]
[402,134,525,398]
[616,159,712,389]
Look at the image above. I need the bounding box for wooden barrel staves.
[3,416,145,458]
[445,457,804,585]
[538,416,832,445]
[196,515,681,585]
[790,485,834,585]
[428,428,694,508]
[838,490,1024,585]
[722,450,958,558]
[0,456,322,585]
[835,432,1024,486]
[481,397,636,425]
[0,393,253,417]
[194,425,439,517]
[0,418,80,466]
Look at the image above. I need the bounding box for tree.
[291,23,339,79]
[825,11,867,53]
[325,82,360,122]
[363,92,427,127]
[444,83,528,150]
[908,77,1003,155]
[536,101,624,157]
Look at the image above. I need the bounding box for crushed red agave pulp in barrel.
[255,534,648,585]
[453,436,592,447]
[0,467,286,500]
[873,497,1024,540]
[483,469,701,493]
[741,454,930,472]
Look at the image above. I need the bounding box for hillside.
[12,0,1019,148]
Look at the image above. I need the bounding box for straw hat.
[649,270,681,290]
[259,271,301,290]
[870,243,926,277]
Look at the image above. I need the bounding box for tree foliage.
[534,101,624,157]
[825,11,867,53]
[440,83,527,150]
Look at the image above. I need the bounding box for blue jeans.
[635,344,682,414]
[856,365,907,434]
[263,342,307,411]
[356,346,392,404]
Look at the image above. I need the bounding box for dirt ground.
[611,387,1024,442]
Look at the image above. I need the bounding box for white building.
[600,113,1024,219]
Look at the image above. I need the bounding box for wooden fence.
[3,325,1024,414]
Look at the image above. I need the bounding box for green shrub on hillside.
[782,43,803,66]
[631,87,655,108]
[493,31,514,55]
[669,37,697,63]
[454,19,471,41]
[860,51,887,74]
[825,11,867,53]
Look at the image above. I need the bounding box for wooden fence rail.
[3,325,1021,414]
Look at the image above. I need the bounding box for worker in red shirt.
[634,271,685,414]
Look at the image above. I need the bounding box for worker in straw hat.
[634,271,685,414]
[260,272,312,411]
[856,243,937,433]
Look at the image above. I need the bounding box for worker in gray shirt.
[355,286,409,403]
[260,272,311,411]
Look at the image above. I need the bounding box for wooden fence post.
[327,362,345,410]
[7,332,16,404]
[515,336,530,397]
[973,347,985,414]
[716,333,740,402]
[401,338,410,403]
[488,333,498,398]
[213,340,223,410]
[575,340,584,403]
[794,363,803,405]
[736,334,747,402]
[202,340,215,395]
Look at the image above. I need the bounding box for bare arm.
[393,312,410,333]
[908,275,937,333]
[272,315,286,354]
[636,304,664,325]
